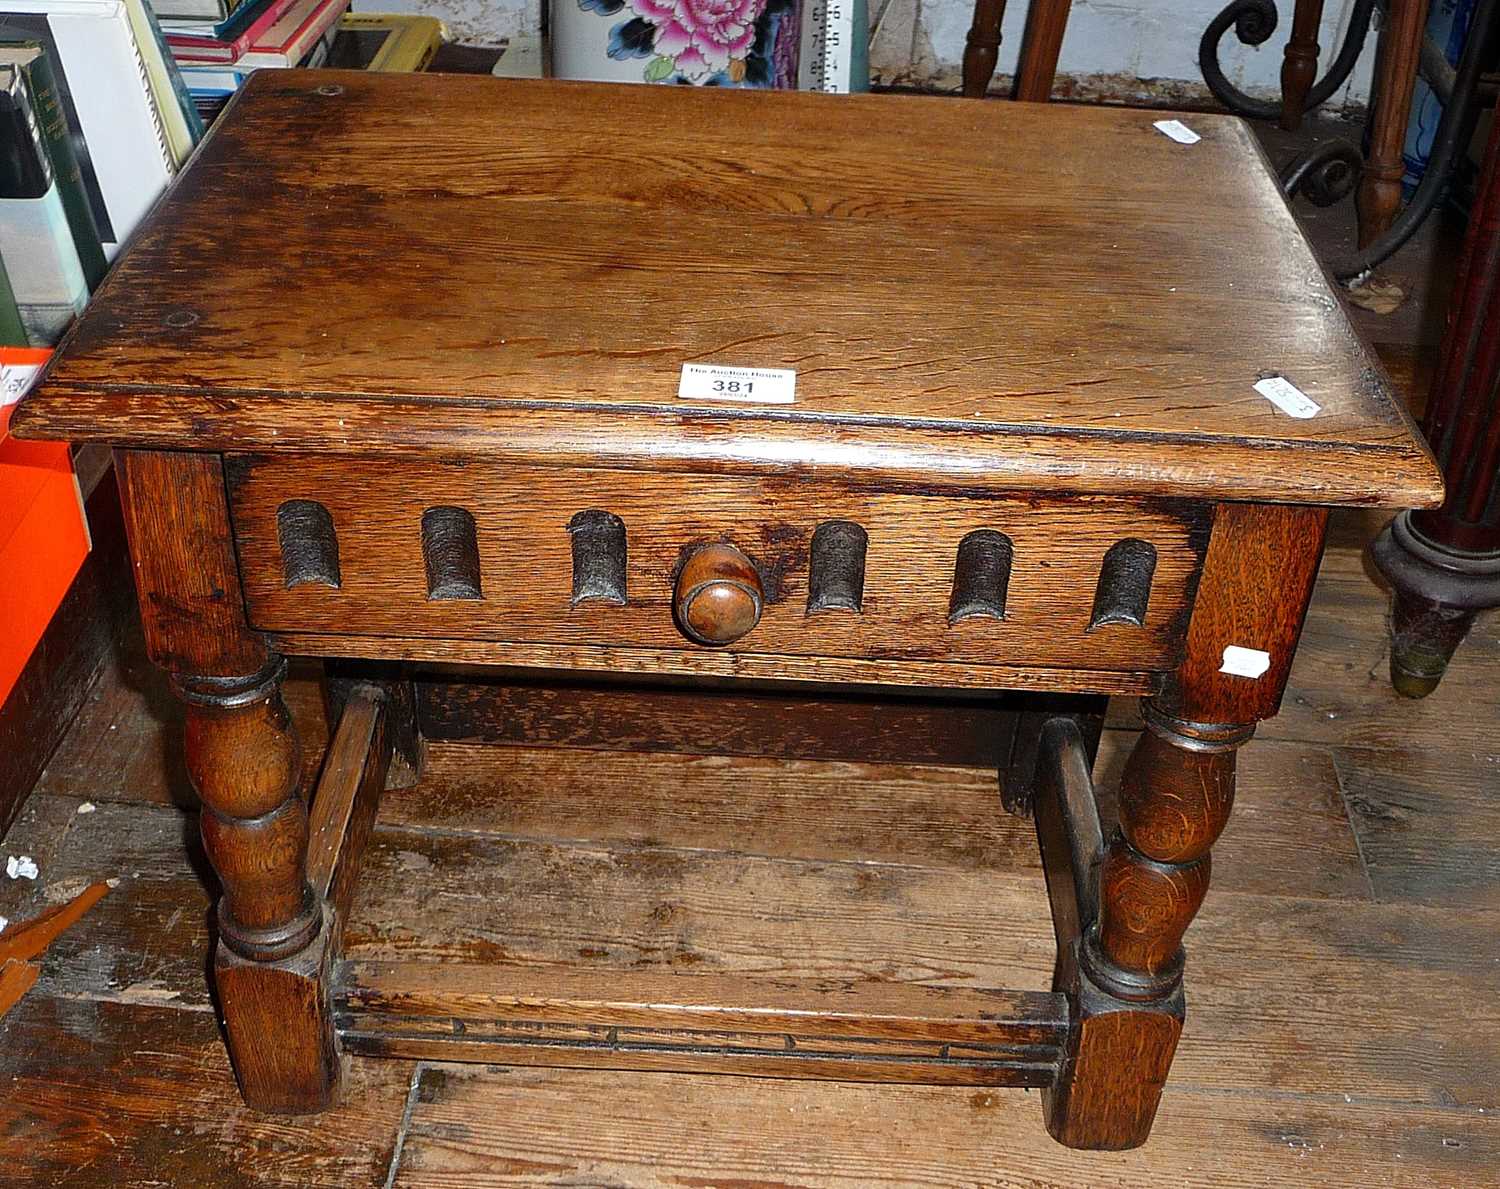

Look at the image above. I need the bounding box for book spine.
[125,0,201,167]
[143,1,210,147]
[19,50,108,292]
[120,8,177,177]
[0,71,88,347]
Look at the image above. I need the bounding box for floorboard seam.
[382,1061,426,1189]
[363,819,1044,876]
[1166,1082,1498,1117]
[1327,749,1380,901]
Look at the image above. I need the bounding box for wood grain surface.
[336,962,1066,1086]
[270,634,1163,694]
[12,72,1440,508]
[228,457,1209,671]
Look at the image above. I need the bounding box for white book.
[0,0,177,258]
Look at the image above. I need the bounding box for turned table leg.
[117,449,340,1113]
[1047,503,1328,1148]
[1356,0,1426,246]
[1280,0,1326,130]
[962,0,1009,98]
[1372,113,1500,695]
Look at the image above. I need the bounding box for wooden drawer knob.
[674,543,763,645]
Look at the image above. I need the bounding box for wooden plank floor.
[3,501,1497,1187]
[4,126,1498,1187]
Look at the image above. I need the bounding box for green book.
[0,252,26,347]
[0,42,108,291]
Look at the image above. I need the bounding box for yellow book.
[329,13,442,72]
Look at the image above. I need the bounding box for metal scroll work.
[1199,0,1500,279]
[1198,0,1377,122]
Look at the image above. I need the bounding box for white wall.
[359,0,1378,109]
[867,0,1375,106]
[354,0,537,45]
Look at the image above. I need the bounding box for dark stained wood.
[1045,980,1183,1150]
[5,485,1499,1182]
[1001,695,1105,815]
[337,961,1065,1086]
[305,688,390,952]
[228,457,1211,673]
[181,661,337,1113]
[273,633,1164,694]
[1333,745,1500,908]
[1279,0,1326,131]
[32,650,328,811]
[1370,113,1500,695]
[388,1065,1500,1187]
[0,995,414,1187]
[1165,502,1330,724]
[115,450,268,677]
[1030,714,1186,1149]
[1045,497,1330,1148]
[325,662,424,789]
[961,0,1007,97]
[113,447,339,1112]
[339,961,1065,1045]
[1356,0,1427,246]
[413,673,1021,767]
[0,466,132,839]
[672,542,764,645]
[1013,0,1072,101]
[214,936,340,1115]
[13,74,1441,509]
[0,71,1452,1150]
[0,881,112,964]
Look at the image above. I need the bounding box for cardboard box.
[0,347,90,706]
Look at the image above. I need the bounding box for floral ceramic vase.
[551,0,803,87]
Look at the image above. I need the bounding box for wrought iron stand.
[1200,0,1499,278]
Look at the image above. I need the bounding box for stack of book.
[157,0,353,122]
[1,5,200,344]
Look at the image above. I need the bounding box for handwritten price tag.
[1253,375,1321,419]
[0,362,43,407]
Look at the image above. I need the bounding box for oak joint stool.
[13,71,1442,1151]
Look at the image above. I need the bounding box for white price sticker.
[1153,119,1201,145]
[0,362,43,407]
[1254,375,1321,419]
[1220,645,1272,679]
[678,363,796,405]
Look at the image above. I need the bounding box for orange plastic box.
[0,347,90,706]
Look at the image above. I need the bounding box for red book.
[166,0,301,62]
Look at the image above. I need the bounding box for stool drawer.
[225,456,1211,673]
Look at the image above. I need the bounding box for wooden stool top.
[15,71,1440,508]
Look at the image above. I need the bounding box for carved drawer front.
[226,457,1211,672]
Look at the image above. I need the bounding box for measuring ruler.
[797,0,857,93]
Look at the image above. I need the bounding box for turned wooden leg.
[1046,707,1250,1148]
[1046,503,1328,1148]
[1371,114,1500,694]
[1356,0,1426,245]
[116,449,340,1113]
[962,0,1008,98]
[178,660,339,1113]
[1280,0,1326,131]
[1014,0,1072,102]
